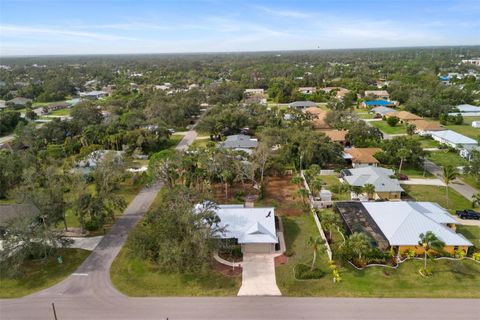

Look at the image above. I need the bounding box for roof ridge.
[388,209,415,240]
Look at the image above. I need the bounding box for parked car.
[398,174,409,181]
[456,209,480,220]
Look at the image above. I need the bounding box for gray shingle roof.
[288,101,317,108]
[343,166,404,192]
[219,135,258,149]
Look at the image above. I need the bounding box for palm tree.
[418,231,445,271]
[443,165,458,207]
[347,232,371,261]
[307,236,323,271]
[397,147,410,174]
[297,188,309,206]
[363,183,375,200]
[310,176,324,197]
[472,193,480,208]
[319,210,341,240]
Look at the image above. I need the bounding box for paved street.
[424,159,478,200]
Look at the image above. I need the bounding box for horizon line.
[1,44,480,59]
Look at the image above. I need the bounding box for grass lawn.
[457,225,480,248]
[0,248,90,298]
[446,124,480,140]
[110,248,240,296]
[318,175,350,200]
[428,150,469,168]
[460,174,480,189]
[49,108,71,116]
[414,136,440,149]
[393,165,433,178]
[276,213,480,297]
[370,121,407,134]
[402,185,471,213]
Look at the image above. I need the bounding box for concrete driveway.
[67,236,104,251]
[237,253,281,296]
[400,178,446,186]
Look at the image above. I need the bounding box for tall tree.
[307,236,323,271]
[443,165,457,207]
[418,231,445,272]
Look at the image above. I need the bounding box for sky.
[0,0,479,56]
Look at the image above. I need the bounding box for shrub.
[472,252,480,261]
[284,249,295,257]
[84,219,99,231]
[387,116,399,127]
[295,263,325,280]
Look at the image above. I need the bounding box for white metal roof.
[212,205,278,244]
[362,202,472,247]
[428,130,477,145]
[455,104,480,112]
[343,166,404,192]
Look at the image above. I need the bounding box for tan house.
[322,130,348,145]
[385,111,422,123]
[407,119,444,134]
[364,90,390,100]
[343,147,382,167]
[320,87,350,100]
[305,107,331,130]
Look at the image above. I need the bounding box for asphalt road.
[1,128,479,319]
[424,159,478,200]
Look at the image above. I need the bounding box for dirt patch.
[213,260,242,277]
[211,175,305,216]
[275,255,288,266]
[263,176,305,216]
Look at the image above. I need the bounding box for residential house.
[75,150,124,175]
[244,88,265,96]
[360,100,397,108]
[341,166,403,200]
[319,87,350,100]
[448,104,480,117]
[298,87,317,95]
[323,130,348,146]
[336,201,472,254]
[428,130,477,150]
[364,90,390,100]
[195,203,278,254]
[79,90,108,100]
[288,101,317,110]
[462,58,480,66]
[0,100,6,111]
[304,107,331,130]
[343,147,382,167]
[385,111,422,124]
[369,106,396,117]
[218,134,258,154]
[472,121,480,128]
[7,97,32,108]
[408,120,444,135]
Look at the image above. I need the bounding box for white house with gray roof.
[218,134,258,154]
[341,166,403,200]
[448,104,480,116]
[428,130,477,150]
[197,203,278,254]
[362,201,472,253]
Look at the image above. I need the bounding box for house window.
[454,246,459,251]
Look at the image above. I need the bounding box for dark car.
[456,209,480,220]
[398,174,409,181]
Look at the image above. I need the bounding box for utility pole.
[52,303,58,320]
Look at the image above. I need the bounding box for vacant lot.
[213,175,305,216]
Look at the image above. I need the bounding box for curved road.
[1,128,479,319]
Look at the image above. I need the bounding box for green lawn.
[457,225,480,248]
[276,213,480,297]
[427,150,469,168]
[49,108,71,116]
[402,185,471,213]
[0,248,90,298]
[446,124,480,140]
[318,175,350,200]
[414,136,440,149]
[110,242,240,296]
[395,165,433,178]
[370,121,407,134]
[460,174,480,190]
